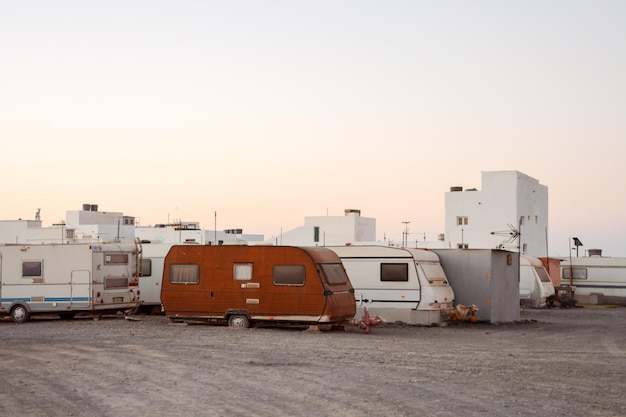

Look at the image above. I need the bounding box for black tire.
[228,314,250,328]
[11,305,30,323]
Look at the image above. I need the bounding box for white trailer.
[0,242,141,322]
[328,245,455,325]
[519,255,555,308]
[137,242,175,312]
[560,256,626,305]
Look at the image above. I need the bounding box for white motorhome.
[0,242,141,322]
[560,255,626,305]
[328,245,455,325]
[519,255,555,308]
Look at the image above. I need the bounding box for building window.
[234,263,253,280]
[313,226,320,243]
[457,243,468,249]
[457,216,468,226]
[66,229,75,239]
[170,264,200,284]
[22,261,43,277]
[535,216,538,224]
[522,243,528,253]
[273,265,305,286]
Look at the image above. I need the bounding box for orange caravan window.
[380,263,409,282]
[170,264,200,284]
[234,263,253,280]
[320,263,348,285]
[273,265,305,286]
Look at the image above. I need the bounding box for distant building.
[266,209,377,246]
[444,171,548,257]
[0,204,264,245]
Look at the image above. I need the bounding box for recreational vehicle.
[519,255,555,308]
[561,254,626,305]
[328,246,455,325]
[0,242,141,323]
[160,245,356,327]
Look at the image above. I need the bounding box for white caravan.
[0,242,141,323]
[519,255,555,308]
[560,256,626,304]
[137,242,175,312]
[328,245,455,325]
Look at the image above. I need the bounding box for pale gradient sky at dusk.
[1,1,625,257]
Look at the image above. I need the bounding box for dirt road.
[1,306,625,417]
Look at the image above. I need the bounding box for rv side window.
[320,263,348,286]
[273,265,305,286]
[22,261,43,277]
[105,277,129,289]
[380,263,409,282]
[141,259,152,277]
[562,267,587,280]
[105,253,129,265]
[234,263,253,280]
[170,264,200,284]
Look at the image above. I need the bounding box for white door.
[71,270,91,308]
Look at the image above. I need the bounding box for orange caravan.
[161,245,356,328]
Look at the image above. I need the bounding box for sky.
[1,1,625,257]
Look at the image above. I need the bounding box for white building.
[0,204,264,246]
[266,209,378,246]
[444,171,549,257]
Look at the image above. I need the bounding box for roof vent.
[450,186,463,192]
[344,209,361,216]
[588,249,602,257]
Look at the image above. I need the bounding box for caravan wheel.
[228,315,250,328]
[11,305,30,323]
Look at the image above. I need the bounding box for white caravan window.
[420,263,447,283]
[105,277,129,289]
[534,266,551,283]
[105,253,129,265]
[234,263,253,280]
[321,263,347,286]
[562,267,587,280]
[141,259,152,277]
[273,265,305,286]
[22,261,43,277]
[170,264,200,284]
[381,263,408,282]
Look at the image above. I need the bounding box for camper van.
[328,246,455,325]
[0,242,141,323]
[519,255,555,308]
[560,255,626,305]
[160,245,356,327]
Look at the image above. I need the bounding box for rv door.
[71,270,91,308]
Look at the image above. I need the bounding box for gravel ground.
[1,306,625,417]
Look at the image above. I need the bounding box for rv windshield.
[321,263,348,286]
[534,266,552,283]
[419,262,447,283]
